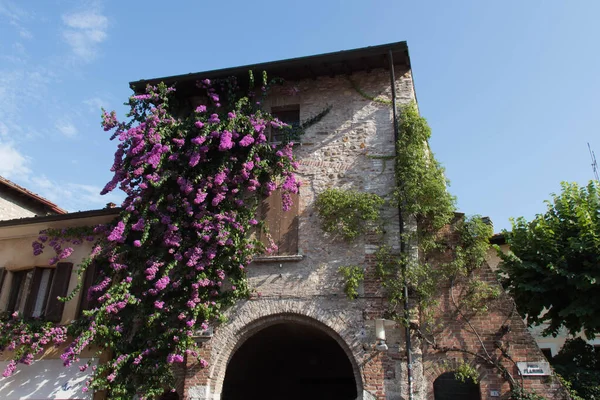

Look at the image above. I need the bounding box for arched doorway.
[222,322,358,400]
[433,372,481,400]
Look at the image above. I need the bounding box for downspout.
[388,49,414,400]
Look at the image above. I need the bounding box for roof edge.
[0,176,67,215]
[0,207,120,228]
[490,233,506,245]
[130,41,409,91]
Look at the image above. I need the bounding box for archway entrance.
[222,322,358,400]
[433,372,481,400]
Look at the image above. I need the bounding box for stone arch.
[205,299,366,399]
[423,357,486,400]
[433,372,481,400]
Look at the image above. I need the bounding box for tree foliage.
[498,181,600,338]
[551,338,599,400]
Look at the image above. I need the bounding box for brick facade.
[0,43,567,400]
[421,226,567,400]
[179,63,567,399]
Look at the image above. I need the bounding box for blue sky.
[0,0,598,231]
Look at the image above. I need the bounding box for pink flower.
[108,221,126,242]
[154,276,170,291]
[239,135,254,147]
[219,131,233,151]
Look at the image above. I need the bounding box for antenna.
[589,143,599,181]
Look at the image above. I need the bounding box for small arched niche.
[433,372,481,400]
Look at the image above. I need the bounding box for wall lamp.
[375,319,389,351]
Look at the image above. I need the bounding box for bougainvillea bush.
[2,74,300,398]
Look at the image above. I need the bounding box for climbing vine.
[284,105,332,143]
[348,77,392,106]
[315,188,385,241]
[338,265,364,300]
[318,92,548,398]
[0,73,312,399]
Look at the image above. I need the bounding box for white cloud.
[84,97,108,112]
[30,175,123,212]
[12,42,26,55]
[0,141,31,179]
[61,10,108,61]
[55,120,78,137]
[18,27,32,39]
[0,1,32,39]
[0,122,8,137]
[0,66,55,125]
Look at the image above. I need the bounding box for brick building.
[0,42,567,399]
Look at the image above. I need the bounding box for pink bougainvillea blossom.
[19,79,301,398]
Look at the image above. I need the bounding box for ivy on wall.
[315,188,385,241]
[320,80,551,398]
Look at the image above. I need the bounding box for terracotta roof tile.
[0,176,67,215]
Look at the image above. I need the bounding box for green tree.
[551,338,599,400]
[498,181,600,338]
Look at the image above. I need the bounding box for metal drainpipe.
[388,49,414,400]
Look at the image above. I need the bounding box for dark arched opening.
[433,372,481,400]
[158,391,179,400]
[222,322,358,400]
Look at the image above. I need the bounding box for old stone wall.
[181,67,565,400]
[183,67,418,400]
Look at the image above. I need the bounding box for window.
[0,267,6,297]
[270,106,300,143]
[540,348,553,360]
[78,263,100,316]
[258,189,299,256]
[5,262,73,322]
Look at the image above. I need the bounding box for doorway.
[433,372,481,400]
[222,322,357,400]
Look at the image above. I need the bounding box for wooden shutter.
[78,263,98,316]
[259,189,299,255]
[24,268,44,318]
[279,192,299,255]
[0,267,5,298]
[259,191,281,251]
[45,262,73,322]
[7,271,25,314]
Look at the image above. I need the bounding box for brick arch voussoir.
[424,355,486,400]
[207,299,365,398]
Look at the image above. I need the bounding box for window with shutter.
[270,106,300,143]
[78,263,100,316]
[258,189,299,255]
[45,262,73,322]
[5,262,72,322]
[0,267,6,298]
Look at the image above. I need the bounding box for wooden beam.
[304,65,317,80]
[322,62,335,78]
[342,61,353,75]
[360,57,372,73]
